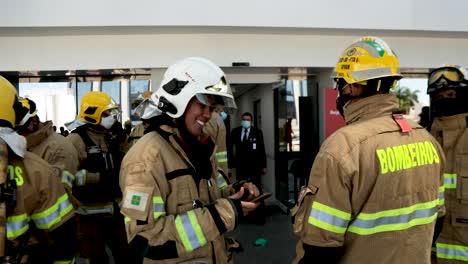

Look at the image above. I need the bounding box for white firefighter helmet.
[151,57,236,118]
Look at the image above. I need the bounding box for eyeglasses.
[428,67,466,88]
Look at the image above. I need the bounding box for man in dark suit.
[229,112,266,189]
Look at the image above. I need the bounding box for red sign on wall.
[325,88,346,138]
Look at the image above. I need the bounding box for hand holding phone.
[250,193,272,203]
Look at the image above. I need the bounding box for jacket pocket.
[456,155,468,204]
[290,185,318,236]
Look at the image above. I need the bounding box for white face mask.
[100,115,116,129]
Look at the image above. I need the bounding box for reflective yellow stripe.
[436,242,468,261]
[175,210,207,252]
[216,151,228,163]
[6,213,29,238]
[31,194,74,229]
[443,173,457,189]
[438,186,445,206]
[53,257,75,264]
[308,202,351,234]
[153,196,165,220]
[61,170,75,188]
[347,199,439,235]
[216,173,228,189]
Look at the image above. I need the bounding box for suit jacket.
[229,126,266,178]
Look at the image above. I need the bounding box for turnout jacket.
[120,117,241,264]
[293,94,446,264]
[7,151,75,262]
[25,121,79,189]
[67,126,123,215]
[430,113,468,263]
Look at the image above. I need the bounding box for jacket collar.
[26,121,53,149]
[344,94,400,124]
[432,113,468,130]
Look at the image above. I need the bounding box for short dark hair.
[241,112,253,119]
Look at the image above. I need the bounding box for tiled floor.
[229,205,297,264]
[77,205,296,264]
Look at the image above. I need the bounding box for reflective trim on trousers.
[175,210,207,252]
[347,199,439,235]
[6,213,29,239]
[31,193,74,229]
[436,242,468,262]
[153,196,165,220]
[308,202,351,234]
[444,173,457,189]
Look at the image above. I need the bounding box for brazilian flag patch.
[123,190,149,211]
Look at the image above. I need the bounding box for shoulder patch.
[123,189,150,211]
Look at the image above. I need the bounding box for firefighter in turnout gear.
[120,57,260,263]
[128,91,156,148]
[427,65,468,263]
[66,91,129,263]
[204,111,230,189]
[0,75,76,264]
[15,98,80,206]
[292,37,446,264]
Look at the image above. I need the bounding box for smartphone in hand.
[250,193,272,203]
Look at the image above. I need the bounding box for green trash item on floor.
[254,238,267,247]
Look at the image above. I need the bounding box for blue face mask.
[220,111,228,121]
[241,120,251,129]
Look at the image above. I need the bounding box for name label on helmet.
[376,141,440,175]
[7,165,24,186]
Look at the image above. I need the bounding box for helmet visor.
[428,67,465,88]
[102,108,122,123]
[200,77,237,111]
[133,98,161,120]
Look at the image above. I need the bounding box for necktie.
[242,128,248,142]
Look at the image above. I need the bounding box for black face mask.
[336,94,352,117]
[432,98,465,117]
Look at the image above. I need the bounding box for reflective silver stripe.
[61,170,75,188]
[76,205,114,215]
[309,207,349,229]
[350,206,437,229]
[436,243,468,261]
[216,174,227,189]
[33,198,72,229]
[180,213,202,250]
[153,203,164,212]
[75,169,86,186]
[31,194,73,229]
[6,214,29,238]
[352,42,382,58]
[351,68,394,81]
[439,186,445,202]
[216,151,227,163]
[153,196,165,219]
[443,173,457,189]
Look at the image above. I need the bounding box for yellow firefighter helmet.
[78,91,119,125]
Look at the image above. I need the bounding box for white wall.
[233,84,276,197]
[2,33,468,71]
[3,0,468,32]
